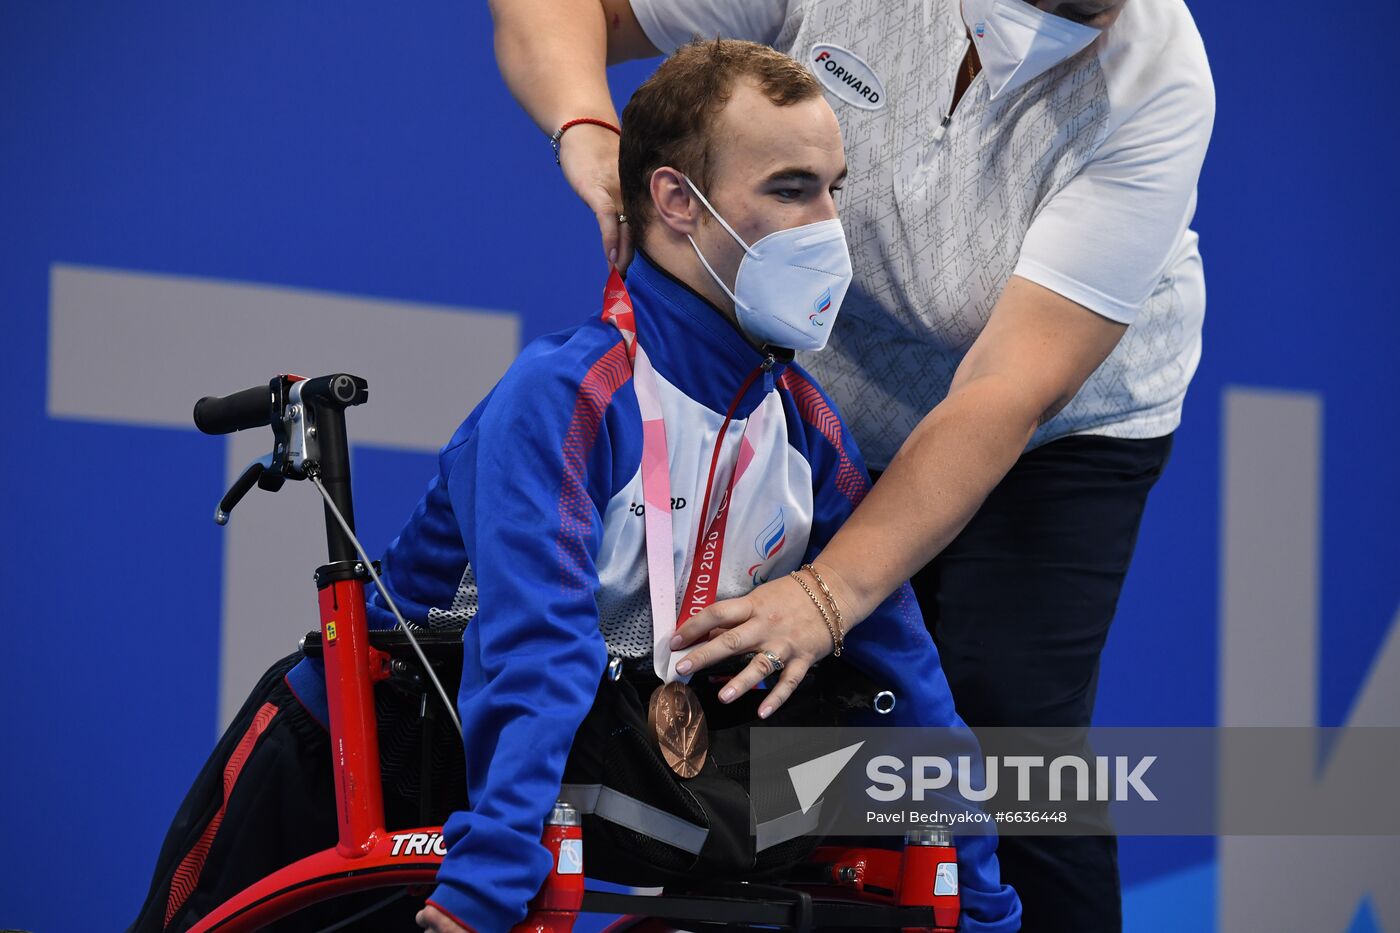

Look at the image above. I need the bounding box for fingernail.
[720,687,735,702]
[676,659,692,675]
[609,248,618,265]
[759,706,772,719]
[669,635,682,650]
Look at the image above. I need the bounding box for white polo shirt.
[630,0,1214,467]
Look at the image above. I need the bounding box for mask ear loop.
[684,176,754,253]
[682,175,754,308]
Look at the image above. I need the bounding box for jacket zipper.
[931,37,980,144]
[690,354,777,557]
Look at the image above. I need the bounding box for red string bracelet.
[550,117,621,165]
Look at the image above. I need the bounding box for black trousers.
[878,431,1172,933]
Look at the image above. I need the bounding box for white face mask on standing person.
[962,0,1103,100]
[683,176,853,353]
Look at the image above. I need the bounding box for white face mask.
[962,0,1102,101]
[683,176,853,352]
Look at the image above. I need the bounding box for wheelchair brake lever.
[215,454,276,525]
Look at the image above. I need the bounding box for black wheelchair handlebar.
[193,384,275,435]
[195,373,369,565]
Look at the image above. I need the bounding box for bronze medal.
[647,681,709,779]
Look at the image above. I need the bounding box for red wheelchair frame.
[187,372,961,933]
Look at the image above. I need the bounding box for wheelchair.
[180,372,961,932]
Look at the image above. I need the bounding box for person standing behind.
[488,0,1213,930]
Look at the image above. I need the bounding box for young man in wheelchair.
[133,39,1020,933]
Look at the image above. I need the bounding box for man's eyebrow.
[764,166,849,184]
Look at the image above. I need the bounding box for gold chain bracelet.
[789,570,842,657]
[801,563,845,654]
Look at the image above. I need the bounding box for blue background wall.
[1,2,1395,929]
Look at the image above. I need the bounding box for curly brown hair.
[619,38,821,245]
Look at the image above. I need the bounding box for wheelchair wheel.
[259,887,423,932]
[598,921,696,933]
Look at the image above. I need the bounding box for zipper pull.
[931,112,952,144]
[761,353,776,393]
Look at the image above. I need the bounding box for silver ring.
[762,650,784,673]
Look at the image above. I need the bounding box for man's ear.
[649,166,701,236]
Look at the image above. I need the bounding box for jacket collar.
[624,250,791,418]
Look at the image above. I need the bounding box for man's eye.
[830,185,844,196]
[775,188,802,200]
[1062,6,1109,22]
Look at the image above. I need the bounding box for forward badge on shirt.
[810,44,887,111]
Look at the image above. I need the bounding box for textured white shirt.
[631,0,1214,466]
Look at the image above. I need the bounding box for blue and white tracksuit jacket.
[293,252,1019,931]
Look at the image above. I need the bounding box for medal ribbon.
[602,269,766,683]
